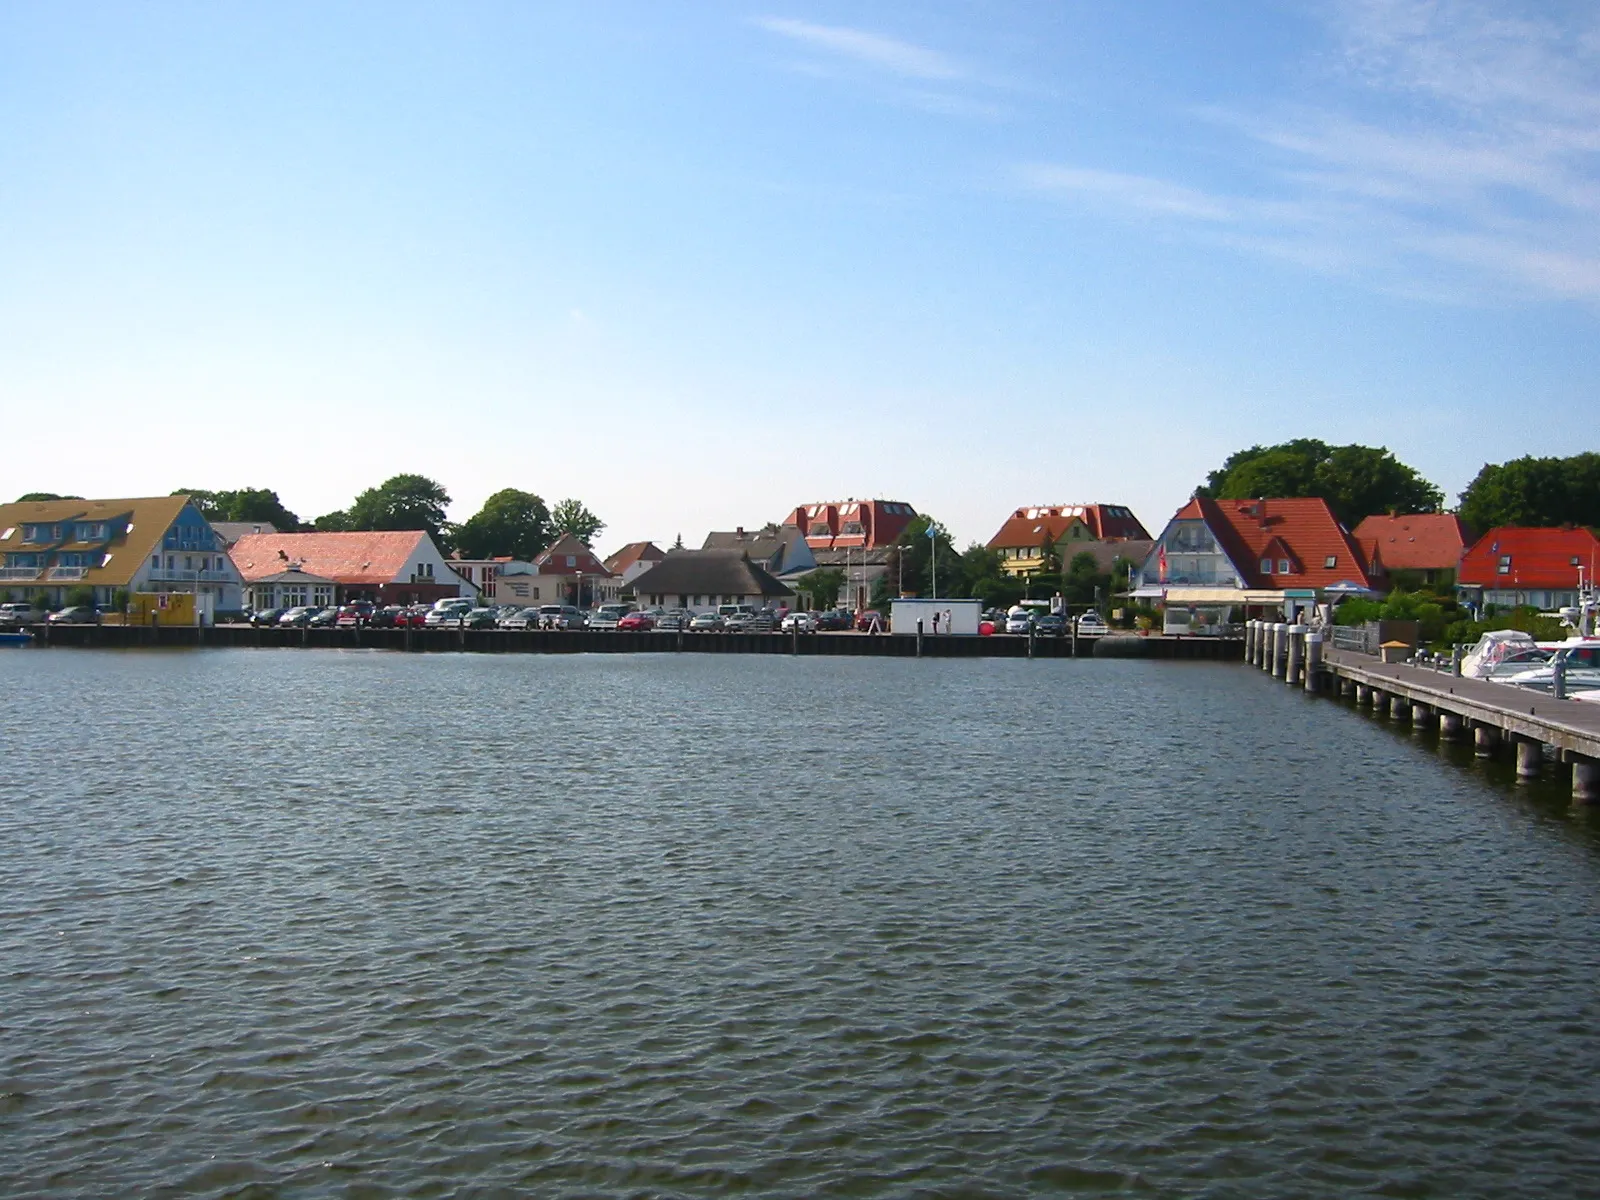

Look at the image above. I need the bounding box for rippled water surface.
[4,648,1600,1197]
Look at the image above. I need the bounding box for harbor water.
[3,649,1600,1197]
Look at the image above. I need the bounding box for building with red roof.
[986,503,1150,579]
[230,529,468,607]
[491,534,620,607]
[604,541,666,588]
[1457,526,1600,612]
[1133,496,1379,620]
[781,500,917,550]
[1353,513,1472,589]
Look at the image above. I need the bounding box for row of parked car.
[240,598,897,633]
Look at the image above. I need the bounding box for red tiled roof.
[781,500,917,549]
[1352,513,1471,572]
[533,533,614,577]
[1175,495,1377,590]
[230,531,429,585]
[1458,526,1600,589]
[987,503,1150,549]
[604,541,665,574]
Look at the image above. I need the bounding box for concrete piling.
[1515,738,1542,780]
[1474,724,1500,757]
[1286,625,1305,685]
[1271,623,1288,679]
[1304,632,1323,692]
[1412,702,1432,729]
[1440,711,1462,740]
[1574,757,1600,803]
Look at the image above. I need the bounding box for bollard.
[1515,738,1542,780]
[1553,655,1567,701]
[1304,632,1323,692]
[1245,620,1256,663]
[916,618,924,659]
[1028,625,1035,659]
[1451,645,1463,676]
[1271,623,1288,678]
[1285,625,1304,684]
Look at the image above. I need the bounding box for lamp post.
[928,524,937,600]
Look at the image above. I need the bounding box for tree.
[957,543,1024,609]
[452,489,551,560]
[346,474,451,541]
[797,567,845,609]
[1200,440,1442,527]
[1457,453,1600,531]
[174,487,301,530]
[314,509,354,531]
[15,492,82,502]
[877,514,958,602]
[550,498,604,544]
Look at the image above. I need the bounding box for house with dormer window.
[1457,526,1600,613]
[0,495,245,613]
[230,530,466,607]
[1132,496,1379,622]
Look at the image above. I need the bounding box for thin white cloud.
[1023,0,1600,302]
[752,17,969,82]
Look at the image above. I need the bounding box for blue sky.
[3,1,1598,552]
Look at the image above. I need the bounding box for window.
[151,555,160,569]
[1278,559,1291,575]
[1324,555,1337,569]
[1498,555,1512,575]
[417,562,433,578]
[566,555,576,567]
[1260,558,1273,574]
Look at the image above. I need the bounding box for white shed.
[889,598,982,636]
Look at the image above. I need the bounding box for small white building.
[890,598,982,635]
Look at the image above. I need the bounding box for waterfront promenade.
[24,623,1243,659]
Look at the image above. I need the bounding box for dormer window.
[1498,555,1512,575]
[1324,555,1337,569]
[1279,559,1291,575]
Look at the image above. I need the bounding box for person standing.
[932,610,940,636]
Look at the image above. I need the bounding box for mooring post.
[1245,620,1256,663]
[1304,631,1323,691]
[1439,710,1462,740]
[1027,624,1035,659]
[1270,623,1287,678]
[1473,723,1500,757]
[1573,756,1600,803]
[1451,645,1463,676]
[916,618,923,659]
[1285,624,1305,684]
[1553,655,1568,701]
[1514,737,1542,780]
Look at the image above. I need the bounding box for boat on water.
[0,629,34,646]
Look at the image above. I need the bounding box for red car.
[617,611,656,631]
[854,610,884,632]
[395,606,430,628]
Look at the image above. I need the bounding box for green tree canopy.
[1457,453,1600,531]
[1200,439,1442,527]
[797,567,845,609]
[313,510,354,531]
[874,514,958,602]
[550,498,605,543]
[452,489,551,560]
[15,492,82,502]
[175,487,301,530]
[346,474,452,542]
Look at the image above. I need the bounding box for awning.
[1159,587,1290,604]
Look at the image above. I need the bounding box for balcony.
[0,566,42,581]
[148,568,233,583]
[47,567,88,581]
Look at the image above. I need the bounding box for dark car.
[369,605,405,628]
[462,607,499,629]
[251,607,286,627]
[307,606,340,628]
[814,610,852,631]
[1033,613,1066,636]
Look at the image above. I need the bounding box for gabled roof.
[210,520,281,546]
[0,494,194,589]
[1458,526,1600,589]
[533,533,613,577]
[1171,496,1376,590]
[781,499,918,549]
[629,550,793,598]
[987,503,1150,549]
[230,530,429,585]
[1352,513,1471,573]
[604,540,665,574]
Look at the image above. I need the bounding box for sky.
[3,0,1599,555]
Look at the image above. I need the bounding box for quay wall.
[25,624,1243,660]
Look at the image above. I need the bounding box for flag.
[1157,544,1168,583]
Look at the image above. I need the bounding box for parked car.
[47,605,101,624]
[781,611,817,633]
[462,607,499,629]
[814,610,852,631]
[0,603,43,626]
[588,604,633,630]
[1005,612,1033,635]
[278,606,317,627]
[366,605,402,628]
[335,602,375,627]
[496,606,532,629]
[1075,611,1109,634]
[655,609,692,631]
[717,603,758,620]
[724,611,755,631]
[251,607,286,627]
[1033,613,1066,636]
[395,605,430,628]
[556,605,587,630]
[307,606,340,628]
[617,610,655,631]
[854,610,885,632]
[689,611,724,631]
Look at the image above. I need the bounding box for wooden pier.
[1243,618,1600,803]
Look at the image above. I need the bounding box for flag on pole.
[1157,544,1168,583]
